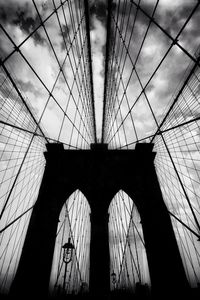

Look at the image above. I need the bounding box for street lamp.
[111,270,117,287]
[62,237,74,293]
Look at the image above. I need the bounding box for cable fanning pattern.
[103,0,200,290]
[0,0,95,293]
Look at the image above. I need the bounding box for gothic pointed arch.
[49,190,91,296]
[109,190,150,294]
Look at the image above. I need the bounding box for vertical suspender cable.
[101,0,113,143]
[84,0,97,143]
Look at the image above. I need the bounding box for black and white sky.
[0,0,200,144]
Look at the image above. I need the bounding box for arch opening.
[109,190,151,295]
[49,190,91,296]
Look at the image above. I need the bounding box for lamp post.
[111,270,117,289]
[62,237,74,293]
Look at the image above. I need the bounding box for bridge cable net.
[49,191,91,296]
[0,0,95,293]
[102,0,200,288]
[109,191,150,293]
[0,0,200,294]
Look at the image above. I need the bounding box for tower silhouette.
[10,143,189,298]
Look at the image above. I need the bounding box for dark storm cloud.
[60,24,72,51]
[16,79,42,98]
[0,1,32,27]
[13,10,46,45]
[115,0,199,51]
[89,0,107,27]
[0,1,45,45]
[140,1,199,44]
[112,0,200,81]
[14,10,37,33]
[106,0,200,139]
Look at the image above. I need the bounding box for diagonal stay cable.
[117,115,200,149]
[0,120,79,149]
[52,0,94,142]
[107,0,140,121]
[130,0,200,68]
[0,24,90,145]
[113,79,200,238]
[0,52,85,220]
[0,60,49,143]
[59,1,95,143]
[105,0,157,142]
[115,196,142,281]
[117,197,141,284]
[119,192,145,247]
[103,0,124,137]
[112,73,129,147]
[151,55,200,142]
[109,0,159,142]
[133,65,200,234]
[0,206,34,234]
[104,1,138,141]
[57,39,88,141]
[107,3,199,145]
[53,0,95,141]
[0,0,68,66]
[32,0,93,143]
[169,211,200,240]
[113,51,139,141]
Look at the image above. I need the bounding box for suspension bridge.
[0,0,200,299]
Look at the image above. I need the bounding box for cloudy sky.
[101,0,200,146]
[0,0,200,147]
